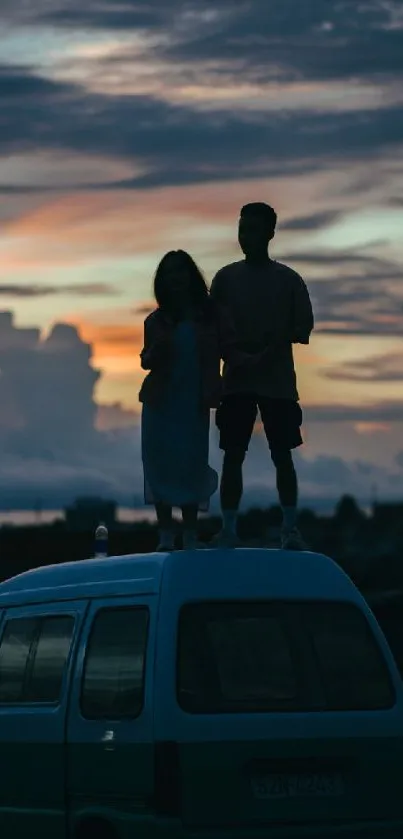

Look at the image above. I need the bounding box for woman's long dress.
[141,320,218,509]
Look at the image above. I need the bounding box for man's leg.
[271,448,298,528]
[220,447,246,538]
[271,448,307,549]
[260,399,307,550]
[212,394,256,546]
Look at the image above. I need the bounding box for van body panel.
[0,599,88,839]
[0,555,164,608]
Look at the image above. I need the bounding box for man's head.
[238,202,277,261]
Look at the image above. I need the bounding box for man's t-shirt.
[210,259,314,400]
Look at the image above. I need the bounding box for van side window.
[0,615,74,704]
[81,607,149,720]
[0,618,37,703]
[27,616,75,702]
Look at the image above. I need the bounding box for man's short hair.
[240,202,277,232]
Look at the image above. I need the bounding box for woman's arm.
[140,314,172,371]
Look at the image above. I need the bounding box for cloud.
[154,0,403,85]
[281,210,343,231]
[1,57,403,192]
[75,320,143,355]
[278,249,397,269]
[0,307,400,510]
[0,315,100,434]
[324,351,403,382]
[232,425,402,506]
[0,282,118,297]
[0,0,183,31]
[276,247,403,337]
[304,401,403,423]
[96,401,138,431]
[0,309,144,507]
[4,1,402,87]
[133,302,154,316]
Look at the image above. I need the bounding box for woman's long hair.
[153,250,209,317]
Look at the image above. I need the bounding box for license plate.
[251,772,344,799]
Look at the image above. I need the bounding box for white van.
[0,548,402,839]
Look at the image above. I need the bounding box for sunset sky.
[1,0,403,508]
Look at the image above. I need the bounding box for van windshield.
[177,601,395,714]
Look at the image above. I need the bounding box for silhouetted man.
[210,202,314,549]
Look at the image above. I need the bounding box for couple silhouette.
[139,202,314,551]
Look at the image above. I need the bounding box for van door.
[66,596,156,838]
[0,600,88,839]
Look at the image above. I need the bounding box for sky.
[0,0,403,510]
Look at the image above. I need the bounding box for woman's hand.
[140,334,172,370]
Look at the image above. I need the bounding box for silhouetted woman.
[139,250,241,550]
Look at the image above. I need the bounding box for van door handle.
[102,730,115,751]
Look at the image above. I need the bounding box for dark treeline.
[1,494,403,593]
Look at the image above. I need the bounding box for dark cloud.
[387,196,403,207]
[1,58,403,190]
[155,0,403,84]
[133,302,154,316]
[242,431,399,504]
[0,0,184,30]
[281,210,342,231]
[0,2,402,195]
[3,1,403,85]
[310,271,403,336]
[0,282,118,297]
[278,250,397,269]
[324,352,403,383]
[275,249,403,337]
[304,401,403,423]
[0,64,66,98]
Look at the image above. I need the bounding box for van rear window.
[177,601,395,713]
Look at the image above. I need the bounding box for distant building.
[64,496,117,531]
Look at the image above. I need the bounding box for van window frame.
[0,612,76,708]
[176,598,396,714]
[79,605,150,721]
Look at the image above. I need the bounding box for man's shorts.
[216,393,303,453]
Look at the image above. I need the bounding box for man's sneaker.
[281,527,308,551]
[182,533,206,550]
[156,541,175,552]
[156,531,175,552]
[209,529,241,548]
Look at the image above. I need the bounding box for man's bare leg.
[212,448,245,547]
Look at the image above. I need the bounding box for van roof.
[0,548,363,608]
